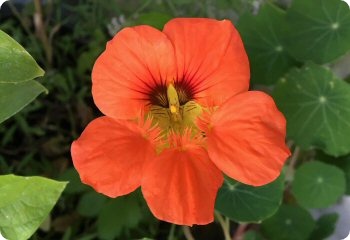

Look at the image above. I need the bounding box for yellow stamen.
[167,83,181,122]
[170,105,177,113]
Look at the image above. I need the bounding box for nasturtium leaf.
[237,3,297,85]
[97,195,143,240]
[77,191,107,217]
[261,205,315,240]
[243,230,264,240]
[316,152,350,195]
[285,0,350,64]
[0,81,47,124]
[0,175,67,240]
[309,213,339,240]
[336,157,350,195]
[292,161,345,208]
[273,63,350,156]
[215,175,284,223]
[0,30,44,83]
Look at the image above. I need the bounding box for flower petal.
[141,133,223,225]
[92,26,176,119]
[202,91,290,186]
[71,116,158,197]
[163,18,250,106]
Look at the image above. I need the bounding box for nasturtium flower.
[71,18,290,226]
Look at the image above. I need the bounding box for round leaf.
[243,230,264,240]
[261,205,315,240]
[0,30,44,83]
[309,213,339,240]
[77,191,107,217]
[97,196,143,240]
[285,0,350,63]
[273,63,350,156]
[215,175,284,223]
[292,161,345,208]
[238,4,297,85]
[0,175,67,240]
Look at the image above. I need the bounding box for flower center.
[149,83,202,132]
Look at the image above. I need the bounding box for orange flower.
[71,18,290,226]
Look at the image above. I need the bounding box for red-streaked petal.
[92,26,176,119]
[201,91,290,186]
[141,131,223,226]
[163,18,250,106]
[71,116,159,198]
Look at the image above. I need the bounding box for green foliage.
[243,230,264,240]
[135,12,173,30]
[285,0,350,63]
[292,161,346,208]
[0,30,44,83]
[0,81,47,123]
[237,4,297,85]
[0,30,46,124]
[273,63,350,156]
[309,213,339,240]
[261,205,315,240]
[97,194,143,240]
[59,168,90,194]
[78,191,107,217]
[216,175,284,223]
[0,175,66,240]
[314,152,350,195]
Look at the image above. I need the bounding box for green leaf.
[316,152,350,195]
[58,168,90,194]
[309,213,339,240]
[237,3,297,85]
[243,230,264,240]
[97,195,143,240]
[136,12,172,30]
[292,161,345,208]
[285,0,350,64]
[0,30,44,83]
[0,175,67,240]
[78,191,107,217]
[261,205,315,240]
[273,63,350,156]
[0,81,47,124]
[215,175,284,223]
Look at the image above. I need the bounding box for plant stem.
[215,212,231,240]
[286,146,300,182]
[167,224,176,240]
[33,0,53,66]
[232,223,248,240]
[183,226,195,240]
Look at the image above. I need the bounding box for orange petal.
[71,116,158,197]
[92,26,176,119]
[141,132,223,225]
[202,91,290,186]
[163,18,250,106]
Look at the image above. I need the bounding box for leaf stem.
[33,0,53,66]
[232,223,248,240]
[182,226,195,240]
[167,224,176,240]
[215,212,231,240]
[286,146,300,182]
